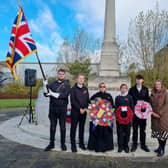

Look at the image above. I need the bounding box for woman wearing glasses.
[87,82,114,152]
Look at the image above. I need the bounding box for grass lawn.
[0,99,36,109]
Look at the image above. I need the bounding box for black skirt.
[87,122,114,152]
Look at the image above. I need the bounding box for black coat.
[128,85,150,106]
[48,79,70,108]
[115,94,134,110]
[90,91,114,106]
[70,83,89,111]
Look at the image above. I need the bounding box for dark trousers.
[49,107,67,145]
[132,115,147,146]
[70,110,86,147]
[117,122,131,149]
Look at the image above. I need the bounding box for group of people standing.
[43,69,168,157]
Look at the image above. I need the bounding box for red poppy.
[86,98,115,127]
[116,106,133,125]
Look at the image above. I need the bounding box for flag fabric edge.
[6,49,37,80]
[5,6,37,80]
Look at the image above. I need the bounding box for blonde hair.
[77,74,85,78]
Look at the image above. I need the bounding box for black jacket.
[48,79,70,108]
[115,94,134,110]
[128,85,149,106]
[70,83,89,111]
[90,91,114,106]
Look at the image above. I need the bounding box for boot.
[71,144,77,153]
[61,143,67,151]
[154,139,161,153]
[118,148,123,153]
[44,141,55,151]
[124,146,130,153]
[157,148,165,157]
[154,146,161,153]
[79,143,86,150]
[141,145,150,152]
[131,144,137,152]
[157,140,166,157]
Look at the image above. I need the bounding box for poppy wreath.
[115,105,133,125]
[135,101,153,119]
[86,97,115,127]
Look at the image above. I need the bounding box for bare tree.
[56,28,101,63]
[72,28,99,61]
[124,3,168,80]
[118,40,130,73]
[57,38,73,63]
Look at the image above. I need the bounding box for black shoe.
[87,146,94,151]
[124,147,130,153]
[71,146,77,153]
[131,145,137,152]
[141,145,150,152]
[61,144,67,151]
[154,146,161,153]
[118,148,123,153]
[157,148,165,157]
[44,143,54,151]
[79,144,86,150]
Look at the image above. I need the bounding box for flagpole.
[35,52,47,80]
[18,0,21,6]
[35,52,50,93]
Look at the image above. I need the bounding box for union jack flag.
[6,6,37,80]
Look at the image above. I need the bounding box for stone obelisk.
[88,0,130,90]
[99,0,119,77]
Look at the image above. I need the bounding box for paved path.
[0,108,168,168]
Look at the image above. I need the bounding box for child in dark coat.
[115,84,134,153]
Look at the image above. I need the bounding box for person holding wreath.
[129,75,150,152]
[87,82,114,152]
[115,84,134,153]
[150,80,168,157]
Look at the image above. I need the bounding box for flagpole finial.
[18,0,21,6]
